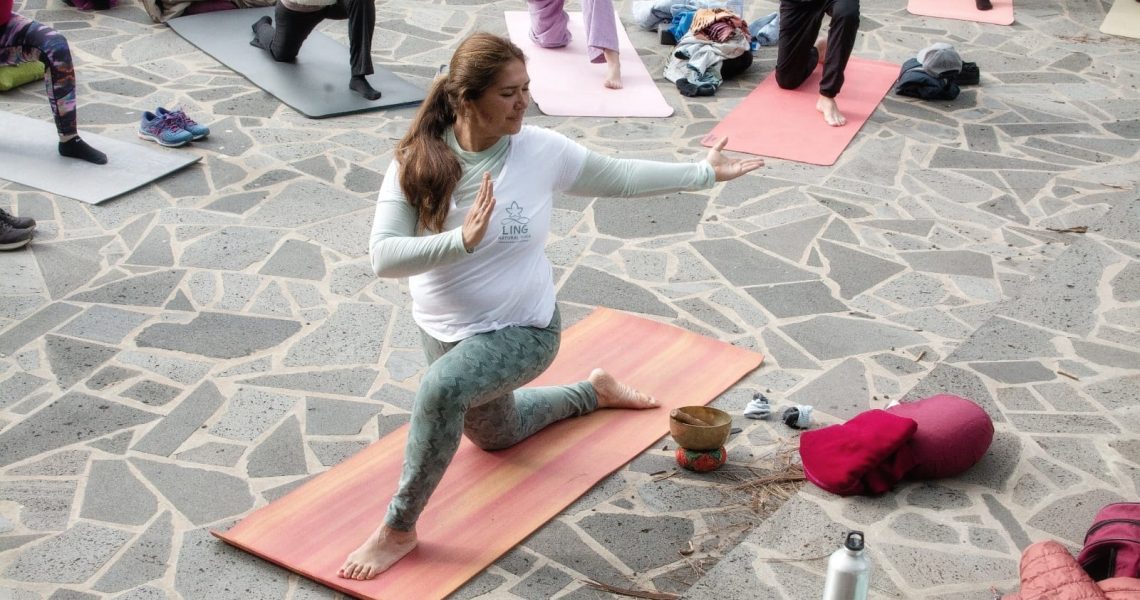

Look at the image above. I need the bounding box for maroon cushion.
[183,0,236,15]
[886,394,993,479]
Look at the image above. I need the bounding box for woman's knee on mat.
[463,427,519,451]
[462,399,521,451]
[775,67,809,90]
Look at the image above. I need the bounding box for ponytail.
[397,78,461,234]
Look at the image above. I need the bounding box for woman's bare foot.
[589,368,656,409]
[337,524,417,581]
[817,95,847,126]
[603,48,623,89]
[815,38,827,64]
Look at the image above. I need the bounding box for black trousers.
[254,0,375,77]
[774,0,859,98]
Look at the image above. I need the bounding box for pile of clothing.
[894,42,980,101]
[663,8,752,97]
[632,0,708,30]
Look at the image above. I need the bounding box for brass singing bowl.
[669,406,732,451]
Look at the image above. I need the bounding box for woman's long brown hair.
[397,33,526,233]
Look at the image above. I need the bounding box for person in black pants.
[774,0,859,127]
[250,0,381,100]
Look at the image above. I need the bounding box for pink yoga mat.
[504,11,673,117]
[907,0,1014,26]
[701,58,898,166]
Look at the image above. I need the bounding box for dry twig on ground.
[718,441,806,513]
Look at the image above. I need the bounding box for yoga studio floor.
[1,0,1137,599]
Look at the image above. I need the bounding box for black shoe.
[0,220,33,251]
[0,208,35,231]
[954,62,980,86]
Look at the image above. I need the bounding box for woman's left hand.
[705,137,765,182]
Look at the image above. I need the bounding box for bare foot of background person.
[590,368,656,408]
[603,48,623,89]
[816,96,846,126]
[338,524,417,581]
[815,38,827,63]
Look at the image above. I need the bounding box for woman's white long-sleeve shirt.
[369,125,715,342]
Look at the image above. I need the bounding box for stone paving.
[0,0,1138,598]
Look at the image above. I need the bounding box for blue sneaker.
[156,107,210,140]
[138,110,194,147]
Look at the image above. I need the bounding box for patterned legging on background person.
[384,309,599,531]
[0,14,78,137]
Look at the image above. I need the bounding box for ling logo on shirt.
[499,201,531,243]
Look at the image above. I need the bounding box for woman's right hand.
[461,172,497,252]
[706,136,765,182]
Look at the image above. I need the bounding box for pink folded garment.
[886,394,993,479]
[799,409,919,496]
[183,0,235,14]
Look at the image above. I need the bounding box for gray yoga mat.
[0,111,201,205]
[168,7,426,118]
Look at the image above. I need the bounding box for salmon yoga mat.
[504,11,674,117]
[214,308,763,600]
[907,0,1014,26]
[1101,0,1140,39]
[700,58,898,166]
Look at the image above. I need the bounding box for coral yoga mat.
[504,11,673,117]
[214,308,763,600]
[701,58,898,166]
[907,0,1015,26]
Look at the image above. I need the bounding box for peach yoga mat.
[504,11,674,117]
[700,58,898,166]
[214,308,763,600]
[907,0,1015,26]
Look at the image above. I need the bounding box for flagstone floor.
[0,0,1137,598]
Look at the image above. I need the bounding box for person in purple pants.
[0,0,106,164]
[527,0,623,89]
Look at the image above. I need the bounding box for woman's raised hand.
[705,137,765,182]
[461,172,497,252]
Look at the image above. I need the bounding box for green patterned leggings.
[384,309,597,531]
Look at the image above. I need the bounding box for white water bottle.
[822,531,870,600]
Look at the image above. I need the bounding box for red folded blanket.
[799,409,918,496]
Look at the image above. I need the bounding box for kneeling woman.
[338,32,764,580]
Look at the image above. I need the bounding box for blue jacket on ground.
[894,57,960,101]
